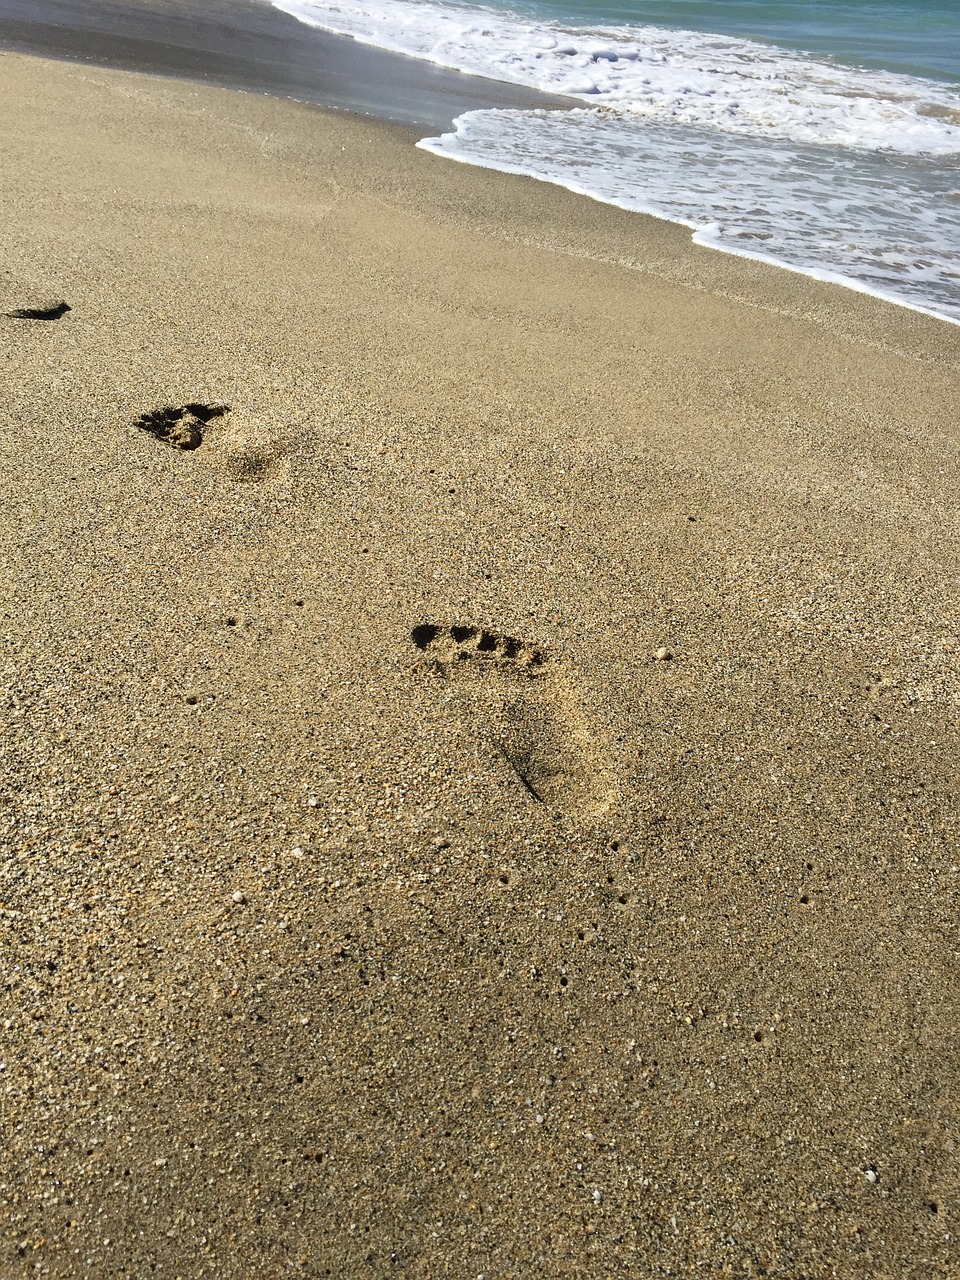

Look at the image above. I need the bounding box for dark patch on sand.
[7,300,71,320]
[135,403,230,451]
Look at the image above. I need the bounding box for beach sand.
[0,0,576,127]
[1,42,960,1279]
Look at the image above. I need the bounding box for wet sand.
[0,0,575,127]
[1,40,960,1280]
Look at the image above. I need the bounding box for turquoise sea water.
[508,0,960,82]
[274,0,960,321]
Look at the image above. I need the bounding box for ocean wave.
[418,108,960,324]
[273,0,960,154]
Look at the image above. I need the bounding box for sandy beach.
[0,0,575,126]
[2,28,960,1279]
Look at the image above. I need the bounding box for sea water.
[271,0,960,323]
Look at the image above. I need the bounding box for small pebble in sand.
[864,1167,878,1184]
[231,891,245,904]
[655,647,673,662]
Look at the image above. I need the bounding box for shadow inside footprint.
[134,403,289,482]
[7,300,71,321]
[413,623,614,821]
[135,403,230,452]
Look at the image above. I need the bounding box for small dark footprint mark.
[7,300,71,321]
[411,623,440,650]
[413,623,543,671]
[412,623,614,820]
[135,403,230,451]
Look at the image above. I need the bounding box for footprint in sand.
[135,403,230,451]
[134,403,287,482]
[6,300,71,320]
[412,622,616,821]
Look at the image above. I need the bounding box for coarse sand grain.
[1,47,960,1280]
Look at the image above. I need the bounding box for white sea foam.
[418,109,960,323]
[273,0,960,323]
[274,0,960,154]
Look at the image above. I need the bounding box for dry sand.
[1,47,960,1279]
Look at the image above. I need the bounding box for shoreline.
[0,0,576,128]
[417,124,960,332]
[2,45,960,1280]
[3,1,956,327]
